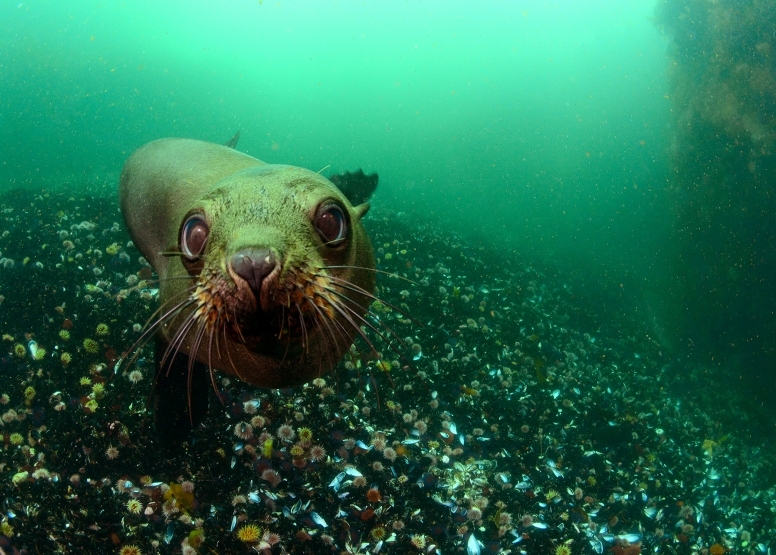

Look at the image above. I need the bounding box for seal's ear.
[353,203,370,220]
[329,169,378,205]
[224,130,240,149]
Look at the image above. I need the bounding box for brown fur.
[119,138,375,388]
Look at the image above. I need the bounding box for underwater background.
[1,0,775,554]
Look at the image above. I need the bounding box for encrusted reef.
[0,188,774,554]
[657,0,776,414]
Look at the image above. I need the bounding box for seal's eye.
[315,204,348,247]
[181,214,209,259]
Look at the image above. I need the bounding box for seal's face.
[159,164,376,388]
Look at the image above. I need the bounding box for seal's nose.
[231,248,276,296]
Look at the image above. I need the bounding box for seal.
[118,135,378,444]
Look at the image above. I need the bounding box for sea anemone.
[161,499,179,517]
[92,383,105,398]
[366,487,381,503]
[13,343,25,358]
[31,468,51,480]
[2,409,19,423]
[261,469,281,488]
[297,427,313,444]
[118,545,143,555]
[308,444,326,462]
[128,370,143,384]
[234,422,254,440]
[370,525,387,541]
[127,499,143,514]
[236,524,262,543]
[467,507,482,521]
[410,535,427,549]
[83,338,99,354]
[105,446,119,460]
[0,522,13,537]
[277,424,295,442]
[383,447,397,462]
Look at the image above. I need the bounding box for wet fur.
[119,139,379,438]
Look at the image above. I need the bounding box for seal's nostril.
[231,248,275,295]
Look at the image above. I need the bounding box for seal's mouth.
[193,257,346,353]
[117,254,419,404]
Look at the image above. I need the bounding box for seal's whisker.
[301,282,375,353]
[205,323,225,407]
[320,265,417,283]
[299,293,341,374]
[323,304,358,352]
[321,284,411,354]
[146,309,200,411]
[137,284,198,335]
[366,364,383,408]
[212,307,223,362]
[317,290,423,389]
[314,291,384,363]
[276,314,294,369]
[302,298,339,376]
[295,304,309,353]
[315,273,423,327]
[232,306,248,345]
[299,237,350,259]
[160,311,199,377]
[186,321,209,426]
[223,322,247,386]
[143,275,200,282]
[119,295,196,375]
[124,285,199,369]
[328,297,410,368]
[113,275,195,300]
[321,310,376,382]
[158,250,211,259]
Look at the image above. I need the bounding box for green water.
[3,3,776,551]
[2,0,667,273]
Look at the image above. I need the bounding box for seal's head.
[160,164,375,389]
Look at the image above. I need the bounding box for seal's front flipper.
[153,340,210,450]
[329,169,378,206]
[224,130,240,149]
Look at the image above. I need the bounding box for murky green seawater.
[1,1,774,554]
